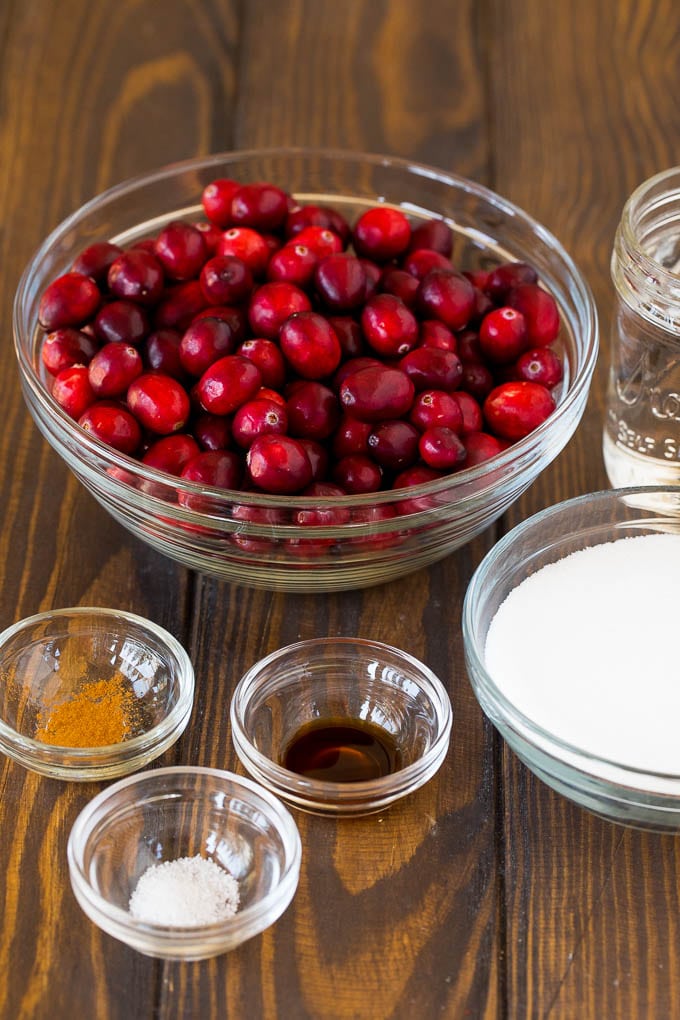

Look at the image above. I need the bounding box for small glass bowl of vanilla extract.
[230,638,452,816]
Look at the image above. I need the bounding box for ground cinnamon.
[34,673,138,747]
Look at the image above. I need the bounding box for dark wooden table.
[1,2,679,1017]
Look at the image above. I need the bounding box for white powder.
[484,533,680,775]
[128,854,240,927]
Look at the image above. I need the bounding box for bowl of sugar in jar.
[463,486,680,831]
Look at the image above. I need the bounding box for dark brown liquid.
[282,718,402,782]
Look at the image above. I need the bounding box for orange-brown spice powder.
[34,674,138,747]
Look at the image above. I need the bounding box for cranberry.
[507,284,560,346]
[298,439,328,481]
[256,386,287,407]
[461,361,495,400]
[361,294,418,357]
[155,221,207,280]
[462,431,507,467]
[194,220,222,254]
[367,420,420,470]
[72,242,122,284]
[279,311,342,379]
[217,227,270,277]
[193,412,232,451]
[360,259,382,300]
[180,450,244,504]
[296,483,351,527]
[380,267,419,308]
[202,178,240,227]
[291,226,343,259]
[340,365,414,422]
[238,338,286,389]
[408,219,453,256]
[470,286,494,322]
[419,320,457,351]
[142,434,200,475]
[485,261,538,302]
[192,304,247,344]
[315,254,367,311]
[409,390,464,433]
[108,250,164,305]
[127,372,191,434]
[353,206,411,262]
[52,365,96,419]
[179,317,237,376]
[197,355,262,415]
[88,342,143,397]
[332,454,382,494]
[247,434,313,494]
[248,281,312,339]
[457,330,482,363]
[332,355,382,391]
[230,183,289,231]
[418,426,466,469]
[155,280,207,331]
[267,243,318,288]
[483,381,556,440]
[144,329,186,380]
[332,415,372,458]
[391,465,443,509]
[326,316,364,360]
[95,300,150,345]
[232,397,288,448]
[464,269,490,291]
[200,255,253,305]
[286,381,339,440]
[38,272,101,330]
[451,391,484,434]
[403,249,452,279]
[417,269,475,330]
[78,401,141,455]
[512,347,563,388]
[479,307,528,363]
[285,205,350,244]
[399,347,463,391]
[41,328,97,376]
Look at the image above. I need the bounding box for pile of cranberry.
[37,178,563,502]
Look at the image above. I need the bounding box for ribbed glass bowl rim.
[67,766,302,943]
[462,485,680,787]
[230,636,453,804]
[0,606,194,762]
[13,146,599,517]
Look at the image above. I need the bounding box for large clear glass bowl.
[14,149,599,592]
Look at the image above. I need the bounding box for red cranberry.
[202,179,240,227]
[332,355,382,391]
[512,347,563,388]
[94,300,150,345]
[232,398,288,448]
[155,221,207,280]
[340,365,414,422]
[39,272,101,330]
[485,261,538,301]
[408,219,453,256]
[285,205,350,244]
[41,328,97,376]
[144,329,186,381]
[461,361,495,400]
[479,307,528,363]
[286,381,339,440]
[194,220,222,254]
[179,317,238,376]
[360,259,382,300]
[332,415,372,458]
[462,431,507,467]
[315,254,367,311]
[255,386,287,407]
[193,412,232,451]
[470,286,494,322]
[180,450,244,504]
[483,381,556,440]
[464,269,490,291]
[353,207,411,262]
[507,284,560,346]
[417,269,475,330]
[298,439,329,481]
[197,355,262,415]
[451,391,484,434]
[391,466,444,509]
[380,267,419,308]
[266,243,318,288]
[291,226,343,259]
[419,319,457,351]
[142,434,200,475]
[279,311,342,379]
[247,434,313,494]
[72,242,122,284]
[216,227,270,277]
[248,281,312,339]
[409,390,464,433]
[419,426,466,469]
[88,343,143,398]
[361,294,418,357]
[78,401,141,455]
[230,183,289,231]
[108,250,164,305]
[192,304,247,344]
[332,454,382,494]
[398,347,463,391]
[52,365,96,419]
[155,281,207,331]
[200,255,253,305]
[367,420,420,470]
[127,372,191,434]
[322,316,363,360]
[403,249,452,279]
[457,330,482,363]
[296,483,351,527]
[238,338,286,389]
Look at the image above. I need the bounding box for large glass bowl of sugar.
[463,486,680,832]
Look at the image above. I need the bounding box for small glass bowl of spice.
[67,766,302,960]
[0,606,194,780]
[230,637,452,816]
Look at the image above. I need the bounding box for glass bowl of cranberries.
[14,149,598,591]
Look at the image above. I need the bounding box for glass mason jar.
[603,167,680,487]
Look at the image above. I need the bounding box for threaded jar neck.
[612,166,680,335]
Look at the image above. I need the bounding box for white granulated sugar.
[129,854,240,927]
[484,533,680,774]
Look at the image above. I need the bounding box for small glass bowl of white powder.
[463,486,680,832]
[67,766,302,959]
